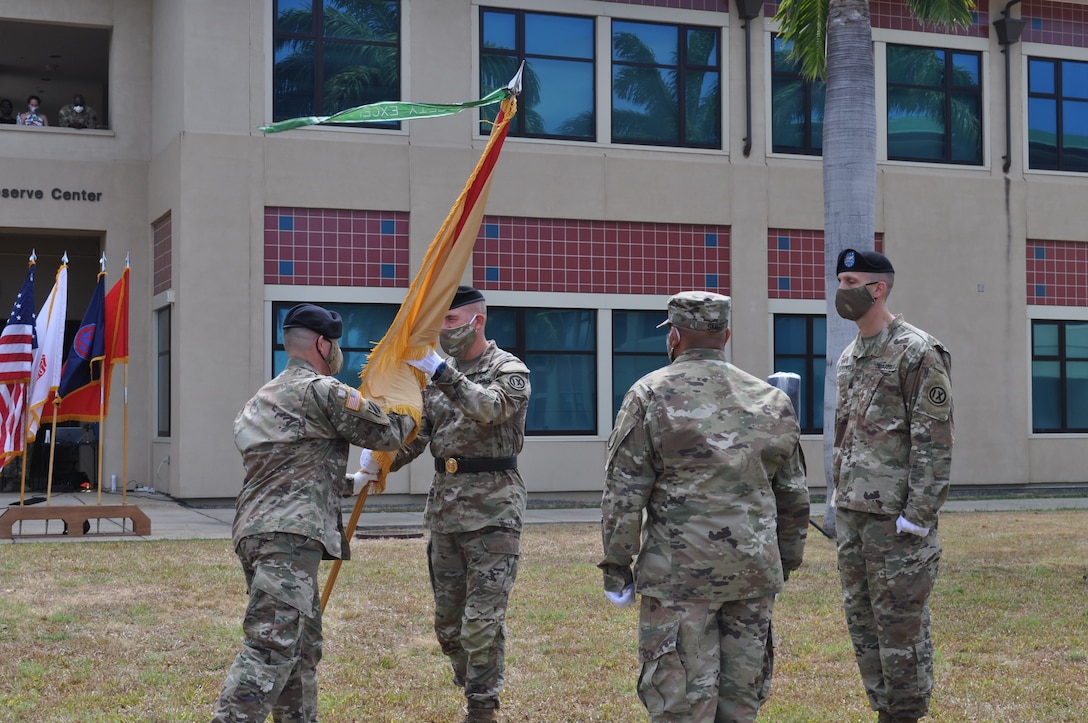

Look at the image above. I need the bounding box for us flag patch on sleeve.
[345,388,363,411]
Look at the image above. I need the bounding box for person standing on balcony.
[16,95,48,126]
[59,93,98,129]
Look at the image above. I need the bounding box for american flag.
[0,263,37,469]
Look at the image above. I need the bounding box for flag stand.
[0,257,147,539]
[0,503,150,538]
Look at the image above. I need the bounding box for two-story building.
[0,0,1085,502]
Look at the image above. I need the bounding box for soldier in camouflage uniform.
[600,291,810,723]
[363,286,529,723]
[58,93,98,129]
[212,303,417,723]
[832,249,954,723]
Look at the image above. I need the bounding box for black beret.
[449,285,485,309]
[836,248,894,275]
[282,303,342,339]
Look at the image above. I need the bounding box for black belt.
[435,456,517,474]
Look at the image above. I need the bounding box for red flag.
[106,265,129,367]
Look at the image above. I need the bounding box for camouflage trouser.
[212,533,324,723]
[636,594,776,723]
[427,527,521,710]
[836,508,941,719]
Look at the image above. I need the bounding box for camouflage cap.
[656,291,731,332]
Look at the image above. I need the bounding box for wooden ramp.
[0,504,151,538]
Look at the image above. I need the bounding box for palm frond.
[773,0,830,81]
[906,0,976,29]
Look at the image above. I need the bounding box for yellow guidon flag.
[357,75,521,492]
[290,68,522,611]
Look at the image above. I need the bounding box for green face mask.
[439,315,479,359]
[835,282,879,321]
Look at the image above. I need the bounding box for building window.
[611,20,721,147]
[771,36,824,155]
[480,9,595,140]
[1028,57,1088,172]
[773,314,825,433]
[612,310,667,419]
[1031,320,1088,432]
[271,301,398,386]
[489,307,597,435]
[269,302,597,435]
[156,307,171,438]
[0,20,111,129]
[273,0,400,125]
[886,44,982,165]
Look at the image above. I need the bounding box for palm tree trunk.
[821,0,876,536]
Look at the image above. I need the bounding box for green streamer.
[260,87,511,134]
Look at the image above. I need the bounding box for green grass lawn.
[0,510,1086,722]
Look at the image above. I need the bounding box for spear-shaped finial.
[507,61,525,96]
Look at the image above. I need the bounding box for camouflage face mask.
[323,338,344,375]
[439,315,479,359]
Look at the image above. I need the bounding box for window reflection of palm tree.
[886,47,981,158]
[771,42,825,152]
[596,31,719,145]
[480,52,545,134]
[274,0,400,120]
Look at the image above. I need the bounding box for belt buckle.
[445,458,459,474]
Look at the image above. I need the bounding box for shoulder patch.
[328,379,388,423]
[917,367,952,422]
[495,358,530,395]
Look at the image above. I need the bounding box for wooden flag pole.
[96,384,105,507]
[96,254,106,507]
[320,483,372,613]
[45,408,59,505]
[122,363,128,505]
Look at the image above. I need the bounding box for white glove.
[896,514,930,537]
[358,449,380,476]
[352,449,380,495]
[351,470,375,496]
[405,348,445,376]
[604,585,635,608]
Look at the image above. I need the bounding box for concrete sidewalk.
[1,489,1087,543]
